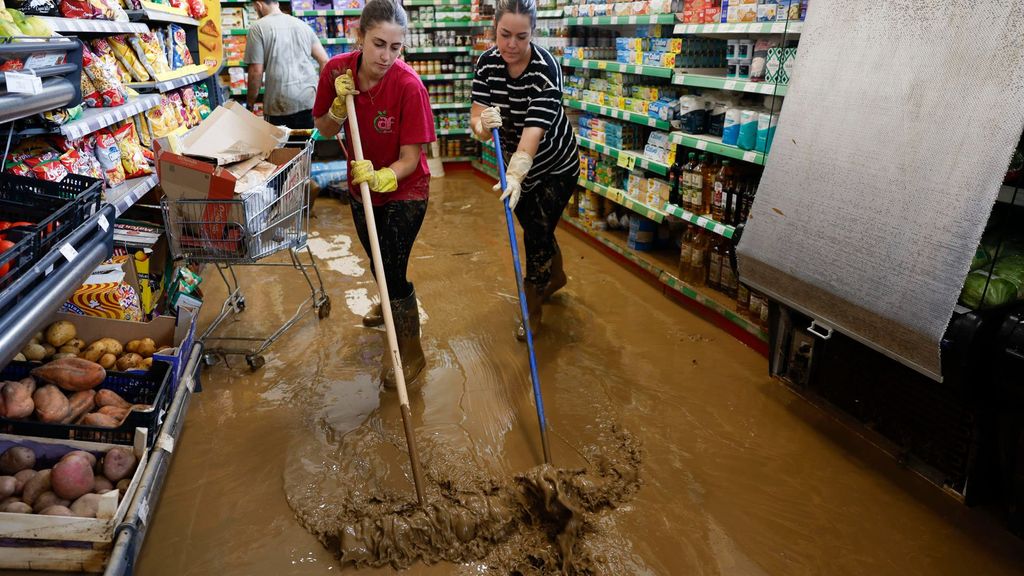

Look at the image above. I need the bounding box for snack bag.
[129,32,171,78]
[31,158,69,182]
[23,150,60,167]
[82,45,127,107]
[109,34,149,81]
[193,82,211,119]
[59,0,100,19]
[10,137,58,163]
[93,0,128,20]
[168,92,189,127]
[145,104,171,137]
[70,144,104,179]
[168,24,193,68]
[6,162,32,177]
[93,38,132,83]
[93,129,126,186]
[112,122,152,178]
[81,72,101,108]
[132,113,153,148]
[180,87,201,126]
[185,0,206,19]
[20,0,60,16]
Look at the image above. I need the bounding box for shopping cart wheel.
[246,354,265,370]
[235,297,246,312]
[202,354,219,367]
[317,296,331,320]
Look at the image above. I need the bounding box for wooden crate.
[0,428,149,572]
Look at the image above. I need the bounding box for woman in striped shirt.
[471,0,581,340]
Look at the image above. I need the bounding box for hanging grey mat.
[736,0,1024,380]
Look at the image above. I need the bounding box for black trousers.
[514,171,578,288]
[265,109,314,129]
[350,199,428,300]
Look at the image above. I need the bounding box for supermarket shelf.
[320,37,354,45]
[225,28,248,35]
[126,6,199,26]
[537,9,564,18]
[408,0,468,4]
[559,214,768,344]
[564,98,671,130]
[436,128,471,135]
[672,73,788,95]
[107,174,159,217]
[420,72,473,81]
[440,155,476,162]
[432,101,471,109]
[663,203,736,239]
[566,14,677,26]
[471,48,491,56]
[577,136,670,177]
[225,60,246,67]
[405,46,472,54]
[578,178,667,223]
[129,69,212,94]
[669,132,766,165]
[292,9,362,16]
[38,16,148,34]
[60,94,161,140]
[673,21,804,35]
[472,160,498,180]
[230,87,264,95]
[562,57,673,78]
[409,20,484,29]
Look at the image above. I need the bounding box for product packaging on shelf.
[63,255,144,321]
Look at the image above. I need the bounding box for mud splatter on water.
[286,426,641,574]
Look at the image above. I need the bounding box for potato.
[141,357,153,369]
[61,390,97,424]
[53,352,79,360]
[61,450,97,468]
[0,446,36,474]
[94,475,114,493]
[137,338,157,358]
[116,353,144,371]
[45,321,77,348]
[22,343,46,362]
[0,496,19,507]
[32,491,70,513]
[70,493,102,518]
[97,405,129,422]
[33,385,70,423]
[14,469,36,493]
[103,447,137,483]
[40,505,74,516]
[96,389,131,409]
[80,345,104,363]
[82,413,119,428]
[125,340,141,354]
[116,478,130,495]
[94,338,123,357]
[58,344,81,355]
[32,332,43,344]
[0,476,15,499]
[21,469,51,505]
[12,353,25,362]
[66,338,86,351]
[52,456,95,500]
[3,501,31,514]
[98,353,117,370]
[1,380,35,420]
[42,343,56,359]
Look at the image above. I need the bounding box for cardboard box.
[63,256,144,321]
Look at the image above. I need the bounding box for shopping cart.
[161,135,331,370]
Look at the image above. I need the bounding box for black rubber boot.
[544,249,566,301]
[362,302,384,327]
[381,287,426,389]
[516,281,544,342]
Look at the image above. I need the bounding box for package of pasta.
[6,162,32,177]
[31,158,69,182]
[81,72,102,108]
[60,0,101,18]
[185,0,206,19]
[82,45,127,107]
[108,34,149,81]
[168,24,194,69]
[112,122,152,178]
[93,129,126,186]
[129,32,171,78]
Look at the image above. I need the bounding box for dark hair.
[359,0,408,35]
[495,0,536,30]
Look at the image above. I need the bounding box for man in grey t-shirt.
[245,0,329,129]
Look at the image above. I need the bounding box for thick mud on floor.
[135,169,1024,575]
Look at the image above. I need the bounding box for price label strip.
[616,152,637,171]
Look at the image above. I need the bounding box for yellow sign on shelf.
[616,151,637,171]
[198,0,224,74]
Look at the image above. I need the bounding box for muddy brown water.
[127,170,1024,575]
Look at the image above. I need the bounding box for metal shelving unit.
[106,175,160,217]
[565,98,672,130]
[59,95,162,140]
[671,73,789,96]
[577,136,670,177]
[38,16,149,34]
[566,14,677,26]
[668,131,766,165]
[578,178,667,223]
[406,46,472,54]
[562,57,673,78]
[129,69,214,94]
[663,203,736,239]
[320,37,354,45]
[437,128,471,136]
[672,21,804,35]
[409,20,485,28]
[421,72,474,81]
[433,101,471,110]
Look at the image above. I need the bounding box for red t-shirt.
[313,52,435,206]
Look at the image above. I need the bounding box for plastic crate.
[0,173,102,293]
[0,360,172,446]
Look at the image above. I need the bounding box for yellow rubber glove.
[329,71,359,123]
[351,159,399,193]
[491,151,533,210]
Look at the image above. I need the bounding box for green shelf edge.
[406,46,472,54]
[562,58,673,78]
[564,98,671,131]
[559,214,767,342]
[292,9,361,16]
[420,73,474,80]
[669,133,766,165]
[566,14,677,26]
[671,73,789,96]
[577,178,667,223]
[662,203,736,239]
[576,136,670,177]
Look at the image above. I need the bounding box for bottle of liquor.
[699,154,715,215]
[721,241,738,297]
[708,234,723,291]
[678,224,694,278]
[712,160,734,222]
[736,282,751,314]
[682,152,697,211]
[688,229,709,287]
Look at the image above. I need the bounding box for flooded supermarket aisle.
[135,170,1024,575]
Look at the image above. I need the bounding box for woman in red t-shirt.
[313,0,435,388]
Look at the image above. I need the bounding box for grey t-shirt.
[244,13,319,116]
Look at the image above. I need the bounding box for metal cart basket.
[161,137,330,370]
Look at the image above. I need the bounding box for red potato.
[14,469,36,493]
[102,447,136,483]
[60,450,97,468]
[52,456,95,501]
[21,469,51,505]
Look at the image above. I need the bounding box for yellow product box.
[627,174,646,198]
[647,178,672,204]
[737,4,757,22]
[647,37,683,54]
[589,130,606,145]
[633,99,650,114]
[63,255,144,322]
[642,51,676,68]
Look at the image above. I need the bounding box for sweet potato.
[81,412,119,428]
[32,358,106,392]
[98,353,117,370]
[102,447,136,483]
[33,385,71,423]
[0,446,35,474]
[32,491,70,513]
[21,469,51,505]
[61,450,97,468]
[40,505,74,516]
[0,476,15,499]
[14,469,36,493]
[3,501,31,513]
[52,456,94,500]
[61,390,97,424]
[97,405,130,422]
[2,380,35,420]
[94,475,114,493]
[116,353,144,371]
[96,389,131,409]
[70,493,102,518]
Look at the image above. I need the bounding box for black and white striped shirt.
[473,44,579,192]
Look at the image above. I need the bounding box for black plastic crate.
[0,173,102,292]
[0,360,172,446]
